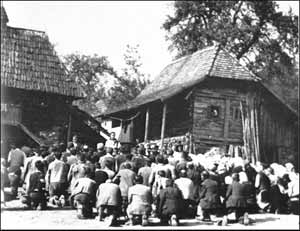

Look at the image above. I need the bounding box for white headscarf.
[239,171,248,183]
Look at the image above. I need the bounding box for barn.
[1,7,107,157]
[99,44,298,167]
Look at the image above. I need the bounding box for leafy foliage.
[63,45,150,115]
[106,45,150,109]
[63,54,117,115]
[163,1,298,109]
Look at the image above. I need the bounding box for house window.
[208,105,220,118]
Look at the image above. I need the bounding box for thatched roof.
[100,44,297,118]
[1,7,84,98]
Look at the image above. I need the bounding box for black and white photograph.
[0,1,299,229]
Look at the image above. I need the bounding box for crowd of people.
[1,132,299,227]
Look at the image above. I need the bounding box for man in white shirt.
[7,144,26,198]
[105,132,120,149]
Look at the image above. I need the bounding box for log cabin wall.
[192,79,247,153]
[258,89,298,168]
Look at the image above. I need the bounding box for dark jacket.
[199,178,222,209]
[158,186,183,216]
[245,165,257,185]
[257,171,271,192]
[243,181,257,206]
[225,181,247,208]
[27,171,45,194]
[269,184,289,213]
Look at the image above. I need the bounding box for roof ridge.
[167,44,218,66]
[221,46,261,81]
[7,25,46,36]
[207,44,222,77]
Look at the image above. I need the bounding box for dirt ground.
[1,199,299,230]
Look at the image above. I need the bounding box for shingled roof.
[1,7,84,98]
[101,44,262,116]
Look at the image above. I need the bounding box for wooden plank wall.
[192,85,246,153]
[258,94,297,165]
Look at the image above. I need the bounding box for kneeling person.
[96,178,122,226]
[70,167,97,219]
[158,179,183,226]
[26,160,47,210]
[127,175,152,226]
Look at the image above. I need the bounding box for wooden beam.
[224,99,230,140]
[160,103,168,151]
[144,107,150,142]
[67,112,72,142]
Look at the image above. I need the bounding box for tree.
[63,45,150,115]
[106,45,151,109]
[63,54,117,115]
[163,1,298,109]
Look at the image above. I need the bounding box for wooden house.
[1,7,107,157]
[99,44,298,167]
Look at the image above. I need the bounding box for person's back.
[226,181,247,209]
[115,168,136,197]
[115,153,127,172]
[127,183,152,215]
[26,161,47,209]
[96,181,122,207]
[24,154,43,189]
[158,179,183,226]
[159,185,182,214]
[71,177,96,199]
[27,171,45,194]
[174,176,194,200]
[8,147,26,171]
[47,158,68,184]
[138,166,152,186]
[199,178,221,208]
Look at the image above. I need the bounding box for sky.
[2,1,299,80]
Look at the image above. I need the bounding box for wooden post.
[160,102,168,151]
[224,99,230,140]
[67,111,72,142]
[144,107,150,142]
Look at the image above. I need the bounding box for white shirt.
[105,139,120,149]
[174,177,194,200]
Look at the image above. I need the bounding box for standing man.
[7,143,26,198]
[72,135,82,151]
[105,132,120,149]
